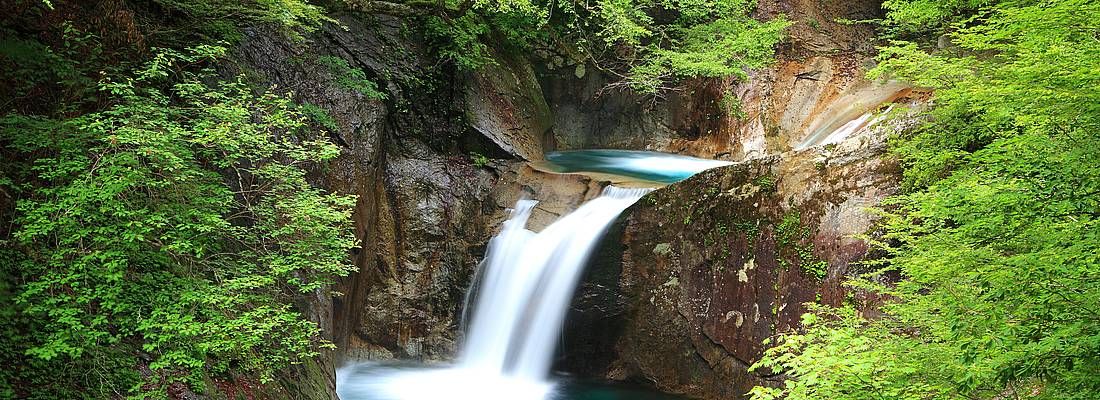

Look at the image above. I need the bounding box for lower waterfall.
[337,187,649,400]
[461,187,652,379]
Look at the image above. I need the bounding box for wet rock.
[231,11,605,379]
[565,127,902,399]
[465,47,553,160]
[345,154,497,361]
[538,0,911,162]
[538,64,680,151]
[223,0,916,398]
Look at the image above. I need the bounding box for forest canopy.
[363,0,789,93]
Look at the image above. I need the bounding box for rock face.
[225,0,914,397]
[230,9,597,393]
[561,128,902,399]
[539,0,910,162]
[544,5,919,394]
[465,48,553,161]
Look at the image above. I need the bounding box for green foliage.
[1,46,357,397]
[720,89,748,119]
[299,102,341,132]
[753,175,776,193]
[149,0,332,43]
[751,0,1100,398]
[317,55,387,99]
[616,0,791,93]
[878,0,988,34]
[0,20,109,115]
[1,0,333,116]
[773,211,827,280]
[0,1,363,397]
[469,152,490,167]
[414,0,556,70]
[805,18,821,31]
[749,306,961,400]
[410,0,788,91]
[423,13,498,70]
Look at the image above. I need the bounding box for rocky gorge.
[213,0,925,397]
[6,0,1091,398]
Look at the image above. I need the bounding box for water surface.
[335,153,724,400]
[337,363,687,400]
[533,150,732,185]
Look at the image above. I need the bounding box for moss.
[806,18,822,31]
[299,102,339,132]
[266,356,335,400]
[719,89,747,120]
[734,219,762,246]
[469,152,489,167]
[317,55,387,99]
[653,243,673,256]
[774,210,828,280]
[754,175,778,193]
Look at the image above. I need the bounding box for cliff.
[226,0,916,397]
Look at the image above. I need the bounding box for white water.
[338,186,650,400]
[462,187,651,378]
[796,111,874,150]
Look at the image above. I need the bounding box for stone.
[464,47,553,161]
[563,128,903,399]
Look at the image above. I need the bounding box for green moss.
[298,102,339,133]
[469,152,490,167]
[806,18,822,31]
[719,89,747,120]
[754,175,778,193]
[316,55,387,100]
[774,210,828,280]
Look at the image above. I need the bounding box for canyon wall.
[227,0,916,397]
[550,1,925,397]
[230,12,601,398]
[562,124,909,399]
[538,0,908,161]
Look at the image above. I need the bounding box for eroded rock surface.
[226,0,915,398]
[232,8,600,376]
[539,0,910,162]
[465,48,553,161]
[563,129,902,399]
[549,2,916,394]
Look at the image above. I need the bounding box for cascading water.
[338,187,649,400]
[338,151,728,400]
[795,105,894,150]
[462,187,652,379]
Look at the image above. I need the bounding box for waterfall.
[338,186,650,400]
[461,186,651,379]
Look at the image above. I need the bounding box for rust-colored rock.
[564,129,902,399]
